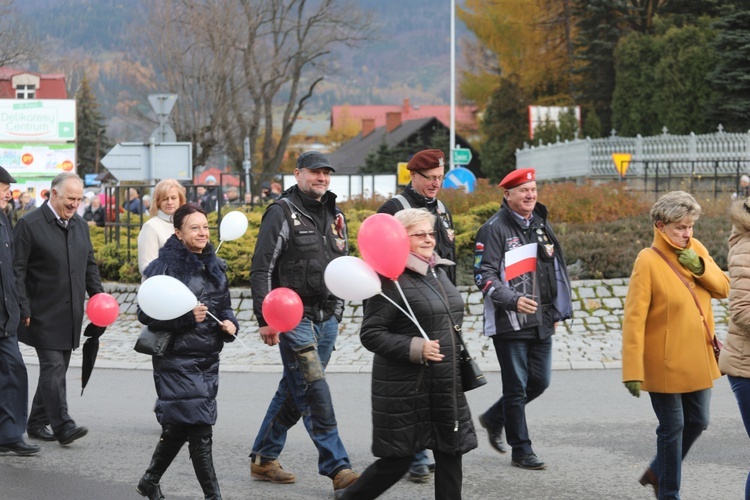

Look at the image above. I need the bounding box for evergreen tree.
[480,76,528,183]
[558,107,580,141]
[611,32,661,136]
[582,108,602,138]
[708,1,750,132]
[76,75,110,177]
[533,116,560,145]
[573,0,628,134]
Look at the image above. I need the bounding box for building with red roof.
[0,67,68,99]
[331,98,478,136]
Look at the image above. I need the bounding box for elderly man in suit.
[0,166,40,456]
[13,172,104,446]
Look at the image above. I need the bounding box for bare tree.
[132,0,373,183]
[0,0,38,68]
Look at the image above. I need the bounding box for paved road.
[2,366,748,499]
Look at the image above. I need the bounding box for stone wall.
[102,278,730,371]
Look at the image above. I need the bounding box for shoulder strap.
[394,194,411,210]
[650,246,714,342]
[421,272,473,356]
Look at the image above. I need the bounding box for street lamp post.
[449,0,456,170]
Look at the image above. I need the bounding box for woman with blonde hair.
[335,208,477,500]
[622,190,729,499]
[137,179,187,274]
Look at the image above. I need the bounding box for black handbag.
[457,334,487,391]
[423,276,487,392]
[134,326,174,357]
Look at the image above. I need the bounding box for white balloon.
[137,275,198,320]
[324,256,382,301]
[219,211,249,242]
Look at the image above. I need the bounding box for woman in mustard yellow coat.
[622,191,729,500]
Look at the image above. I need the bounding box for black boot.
[137,425,185,500]
[189,430,221,500]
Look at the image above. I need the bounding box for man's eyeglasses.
[415,171,445,183]
[409,231,436,240]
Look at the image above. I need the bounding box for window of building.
[16,84,36,99]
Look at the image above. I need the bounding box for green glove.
[675,248,704,275]
[624,381,641,398]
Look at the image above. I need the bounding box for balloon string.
[206,309,251,351]
[215,240,224,253]
[383,281,430,341]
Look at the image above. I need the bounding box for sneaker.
[332,468,359,491]
[408,464,430,483]
[250,459,296,484]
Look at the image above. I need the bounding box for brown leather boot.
[250,459,296,484]
[639,468,658,499]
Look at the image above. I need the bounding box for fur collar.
[729,199,750,247]
[152,234,225,287]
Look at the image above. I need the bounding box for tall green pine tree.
[76,76,110,178]
[480,76,528,184]
[573,0,628,134]
[708,1,750,132]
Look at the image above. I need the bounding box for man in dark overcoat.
[13,172,104,446]
[0,166,40,456]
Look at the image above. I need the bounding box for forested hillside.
[17,0,465,120]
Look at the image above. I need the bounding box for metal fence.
[516,127,750,197]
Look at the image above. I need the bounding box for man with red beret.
[378,149,456,284]
[473,168,573,470]
[377,148,457,483]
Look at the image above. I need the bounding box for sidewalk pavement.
[17,312,634,375]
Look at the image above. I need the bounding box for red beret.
[499,168,536,189]
[407,149,445,171]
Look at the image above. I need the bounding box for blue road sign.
[443,167,477,193]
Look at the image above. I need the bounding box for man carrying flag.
[473,168,572,470]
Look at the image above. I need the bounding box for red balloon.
[262,287,304,332]
[86,293,120,327]
[357,213,409,279]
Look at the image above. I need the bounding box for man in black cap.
[248,151,359,493]
[0,166,40,456]
[14,172,104,447]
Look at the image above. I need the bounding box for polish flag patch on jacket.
[504,243,538,281]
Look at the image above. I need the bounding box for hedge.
[92,181,734,285]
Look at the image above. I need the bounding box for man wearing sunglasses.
[377,148,456,483]
[378,149,456,285]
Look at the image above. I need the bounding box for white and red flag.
[504,243,537,281]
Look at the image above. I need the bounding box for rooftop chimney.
[403,98,411,114]
[362,118,375,138]
[386,112,402,133]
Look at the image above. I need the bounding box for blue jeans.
[250,317,351,477]
[410,449,430,471]
[728,376,750,500]
[484,336,552,458]
[647,389,711,500]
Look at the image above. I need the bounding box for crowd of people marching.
[0,154,748,500]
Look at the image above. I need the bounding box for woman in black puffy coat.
[336,208,477,500]
[136,204,238,500]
